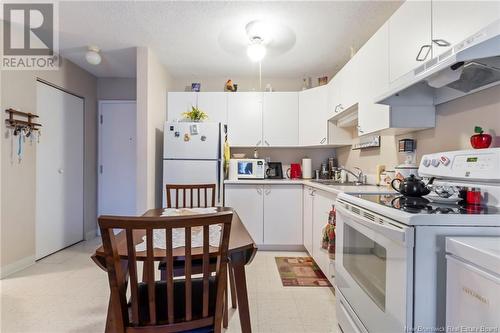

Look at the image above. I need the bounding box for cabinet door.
[432,1,500,58]
[263,185,303,245]
[227,92,263,147]
[357,23,391,136]
[327,71,343,119]
[197,92,227,124]
[298,86,328,146]
[303,187,314,255]
[225,185,264,244]
[167,92,198,122]
[339,57,359,112]
[312,190,336,275]
[389,0,432,82]
[262,92,299,146]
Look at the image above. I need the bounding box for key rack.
[5,108,42,135]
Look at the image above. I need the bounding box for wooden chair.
[98,211,233,333]
[163,184,238,328]
[165,184,216,209]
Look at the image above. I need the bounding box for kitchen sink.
[310,180,362,186]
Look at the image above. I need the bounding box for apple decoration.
[470,126,492,149]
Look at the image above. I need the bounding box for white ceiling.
[58,1,403,78]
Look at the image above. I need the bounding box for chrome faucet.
[339,166,365,185]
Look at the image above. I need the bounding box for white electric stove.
[334,148,500,333]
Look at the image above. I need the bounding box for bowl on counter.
[232,153,246,158]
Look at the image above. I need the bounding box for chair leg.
[228,263,237,309]
[223,267,229,328]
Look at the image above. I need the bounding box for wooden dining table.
[92,207,258,333]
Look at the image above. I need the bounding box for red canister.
[466,187,482,205]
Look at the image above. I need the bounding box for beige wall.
[336,85,500,178]
[136,47,174,213]
[97,78,136,100]
[1,58,98,275]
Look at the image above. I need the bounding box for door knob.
[58,168,64,174]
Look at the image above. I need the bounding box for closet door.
[36,81,84,259]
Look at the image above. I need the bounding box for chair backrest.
[98,211,233,333]
[165,184,216,208]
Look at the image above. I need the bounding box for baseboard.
[257,245,306,251]
[85,228,98,240]
[0,255,35,279]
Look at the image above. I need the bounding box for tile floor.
[0,238,337,333]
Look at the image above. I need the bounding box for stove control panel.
[419,148,500,181]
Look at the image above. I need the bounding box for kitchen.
[1,1,500,333]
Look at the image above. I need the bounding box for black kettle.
[391,174,434,197]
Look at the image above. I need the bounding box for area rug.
[275,257,332,287]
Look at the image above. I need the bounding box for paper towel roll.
[302,158,312,179]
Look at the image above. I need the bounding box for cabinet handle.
[416,44,432,61]
[357,125,364,134]
[334,104,341,113]
[264,140,270,147]
[256,188,262,195]
[264,188,271,195]
[432,39,451,47]
[256,140,262,146]
[320,137,326,144]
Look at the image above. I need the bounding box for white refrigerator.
[163,122,223,206]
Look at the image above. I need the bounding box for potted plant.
[182,106,208,122]
[470,126,492,149]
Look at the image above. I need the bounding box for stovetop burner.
[354,194,500,215]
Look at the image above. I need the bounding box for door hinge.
[100,115,103,124]
[99,165,103,174]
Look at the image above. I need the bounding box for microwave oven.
[229,159,265,180]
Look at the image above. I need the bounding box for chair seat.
[137,277,217,326]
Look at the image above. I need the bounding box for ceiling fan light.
[85,46,101,65]
[247,41,266,62]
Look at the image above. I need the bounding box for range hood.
[377,19,500,105]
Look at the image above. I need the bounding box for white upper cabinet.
[339,56,360,112]
[357,23,391,136]
[167,92,198,121]
[299,86,328,146]
[327,71,343,119]
[262,92,299,146]
[389,0,432,82]
[227,92,263,147]
[432,1,500,58]
[197,92,227,124]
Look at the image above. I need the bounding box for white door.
[227,92,263,147]
[263,185,302,245]
[197,92,227,124]
[36,81,84,259]
[312,190,336,274]
[98,101,136,217]
[262,92,299,146]
[432,1,500,58]
[389,0,432,82]
[167,92,197,122]
[303,187,314,255]
[298,86,328,146]
[224,185,264,244]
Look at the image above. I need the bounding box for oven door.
[335,200,414,333]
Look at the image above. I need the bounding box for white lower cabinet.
[224,184,264,244]
[225,184,302,246]
[311,190,337,277]
[303,186,314,255]
[263,185,302,245]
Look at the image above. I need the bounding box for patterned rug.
[275,257,332,287]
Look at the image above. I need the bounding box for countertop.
[224,179,395,195]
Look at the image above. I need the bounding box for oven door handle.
[336,204,413,247]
